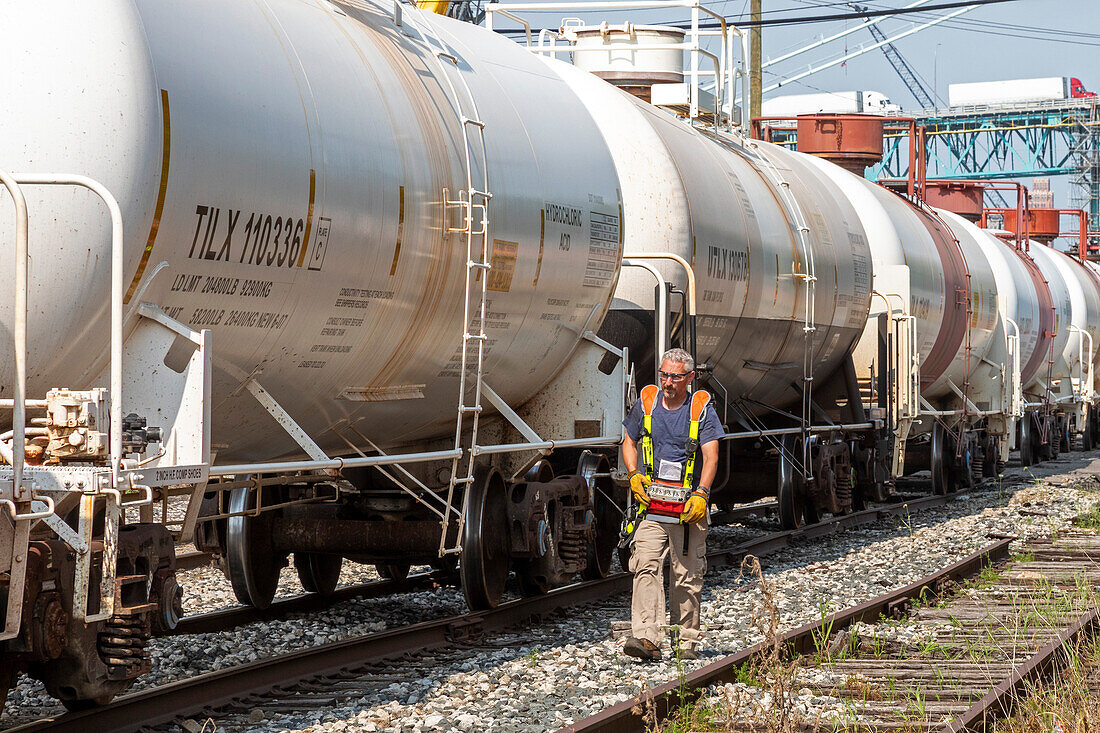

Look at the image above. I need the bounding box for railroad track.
[563,531,1100,732]
[10,490,964,732]
[170,570,456,636]
[166,503,778,638]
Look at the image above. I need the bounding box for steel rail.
[708,500,777,525]
[170,570,455,636]
[11,490,965,732]
[559,537,1012,733]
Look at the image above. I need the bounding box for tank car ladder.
[405,9,493,558]
[740,141,818,481]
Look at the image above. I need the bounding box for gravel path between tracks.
[4,454,1100,731]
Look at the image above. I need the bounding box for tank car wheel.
[580,452,618,580]
[777,436,805,530]
[524,459,555,483]
[295,552,342,595]
[1086,414,1096,452]
[982,435,999,478]
[930,423,951,495]
[376,563,411,581]
[1020,414,1037,466]
[460,467,511,610]
[226,483,285,610]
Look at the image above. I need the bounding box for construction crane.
[849,3,936,110]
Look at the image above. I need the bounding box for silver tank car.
[552,60,873,425]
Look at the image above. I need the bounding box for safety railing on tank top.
[486,0,749,136]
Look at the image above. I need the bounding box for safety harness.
[638,385,711,524]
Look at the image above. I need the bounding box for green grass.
[1072,505,1100,530]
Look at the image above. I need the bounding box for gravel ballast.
[4,453,1100,731]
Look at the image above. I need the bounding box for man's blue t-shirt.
[623,392,724,487]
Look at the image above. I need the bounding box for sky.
[489,0,1099,244]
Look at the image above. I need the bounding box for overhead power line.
[694,0,1021,28]
[496,0,1020,35]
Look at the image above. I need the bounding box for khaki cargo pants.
[628,516,708,649]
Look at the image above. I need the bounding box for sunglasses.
[658,370,692,382]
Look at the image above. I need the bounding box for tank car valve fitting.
[152,576,184,635]
[121,413,163,454]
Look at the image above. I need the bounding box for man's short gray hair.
[660,348,694,372]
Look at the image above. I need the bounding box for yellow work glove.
[681,490,709,524]
[629,470,651,506]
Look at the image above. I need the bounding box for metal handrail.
[0,495,55,522]
[1005,318,1023,417]
[1069,325,1094,400]
[622,260,669,384]
[5,173,126,489]
[0,168,29,504]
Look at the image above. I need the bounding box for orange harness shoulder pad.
[689,390,711,421]
[639,384,660,415]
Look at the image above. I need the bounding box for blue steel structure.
[765,99,1100,252]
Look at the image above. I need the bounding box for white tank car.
[981,239,1054,390]
[549,61,873,419]
[0,0,625,461]
[1028,245,1100,402]
[1028,245,1094,399]
[1084,260,1100,392]
[796,160,1002,414]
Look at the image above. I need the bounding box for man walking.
[620,348,722,661]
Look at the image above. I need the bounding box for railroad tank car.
[550,61,874,476]
[1024,243,1100,456]
[1,0,625,460]
[0,0,637,708]
[4,0,1100,712]
[795,155,1010,493]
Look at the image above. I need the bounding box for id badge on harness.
[647,460,689,523]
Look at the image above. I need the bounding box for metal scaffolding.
[765,98,1100,251]
[874,99,1100,248]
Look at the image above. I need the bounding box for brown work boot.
[623,637,662,661]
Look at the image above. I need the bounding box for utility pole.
[750,0,762,127]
